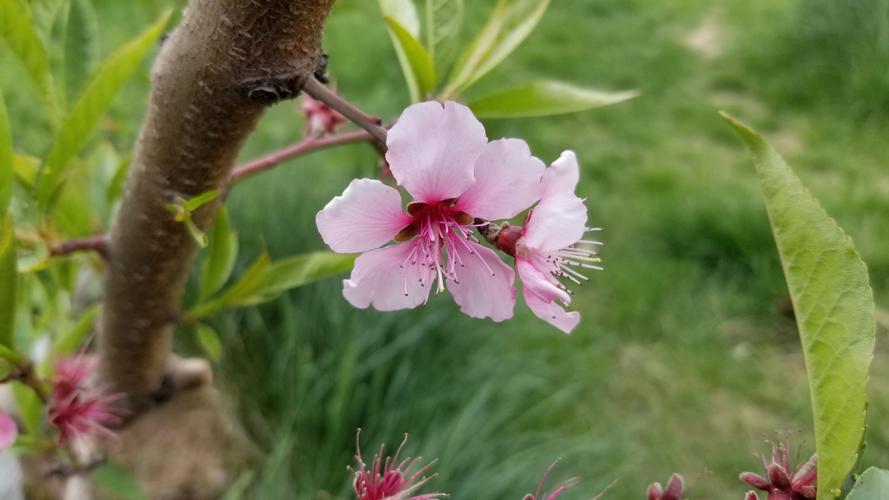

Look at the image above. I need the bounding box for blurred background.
[4,0,889,497]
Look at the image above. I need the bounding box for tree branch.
[99,0,335,414]
[49,236,109,260]
[302,77,388,144]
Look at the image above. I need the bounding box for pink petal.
[0,410,17,451]
[386,101,487,203]
[517,259,579,334]
[522,152,587,253]
[343,243,433,311]
[455,138,545,220]
[445,239,515,321]
[316,179,411,253]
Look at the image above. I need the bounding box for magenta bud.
[739,472,771,490]
[767,463,791,490]
[745,491,759,500]
[767,491,792,500]
[647,482,663,500]
[663,474,684,500]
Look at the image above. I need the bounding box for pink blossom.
[501,151,600,334]
[0,410,16,452]
[317,101,545,321]
[523,459,578,500]
[302,94,347,135]
[352,432,445,500]
[740,441,816,500]
[48,356,124,444]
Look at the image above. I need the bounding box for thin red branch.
[302,77,388,144]
[49,235,109,260]
[229,128,377,182]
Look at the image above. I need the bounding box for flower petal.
[343,243,433,311]
[386,101,487,203]
[0,410,17,452]
[522,152,588,252]
[455,138,545,221]
[316,179,411,253]
[517,259,579,334]
[445,239,515,321]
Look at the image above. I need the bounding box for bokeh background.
[4,0,889,497]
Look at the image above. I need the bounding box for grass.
[3,0,889,498]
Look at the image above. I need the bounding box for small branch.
[49,236,109,260]
[302,77,388,145]
[229,129,375,183]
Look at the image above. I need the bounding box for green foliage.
[424,0,463,71]
[62,0,101,106]
[0,92,12,211]
[723,113,876,500]
[443,0,550,96]
[194,323,222,362]
[847,467,889,500]
[0,214,16,348]
[468,80,639,118]
[200,207,239,300]
[37,9,170,208]
[187,251,355,321]
[51,304,99,356]
[165,189,220,247]
[94,461,148,500]
[384,16,437,102]
[0,0,61,122]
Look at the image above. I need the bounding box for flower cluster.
[316,101,599,334]
[48,356,123,444]
[740,442,816,500]
[352,432,445,500]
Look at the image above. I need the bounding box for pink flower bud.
[745,491,759,500]
[739,472,771,490]
[647,483,664,500]
[767,463,791,490]
[663,474,684,500]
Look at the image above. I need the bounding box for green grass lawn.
[4,0,889,498]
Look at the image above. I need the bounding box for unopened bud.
[646,483,663,500]
[744,491,759,500]
[739,472,771,490]
[767,463,791,490]
[663,474,684,500]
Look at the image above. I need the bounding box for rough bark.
[100,0,335,412]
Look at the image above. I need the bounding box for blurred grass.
[4,0,889,498]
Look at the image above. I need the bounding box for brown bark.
[100,0,335,412]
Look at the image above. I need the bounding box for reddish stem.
[229,128,376,182]
[49,235,109,260]
[302,77,387,144]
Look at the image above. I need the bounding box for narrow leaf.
[184,189,220,212]
[28,0,67,40]
[846,467,889,500]
[379,0,420,37]
[468,80,639,118]
[722,112,875,500]
[12,382,41,436]
[0,213,17,348]
[194,323,222,362]
[37,10,171,208]
[63,0,101,104]
[443,0,550,96]
[186,252,271,321]
[255,251,355,299]
[0,92,12,211]
[384,16,437,102]
[426,0,464,70]
[0,0,60,121]
[200,207,238,300]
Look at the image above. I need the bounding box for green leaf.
[194,323,222,362]
[28,0,67,40]
[186,252,271,320]
[184,189,220,212]
[253,251,356,300]
[52,304,98,355]
[467,80,639,118]
[0,0,61,122]
[425,0,463,70]
[0,213,17,348]
[220,470,255,500]
[379,0,420,37]
[37,10,171,209]
[63,0,101,105]
[0,92,12,212]
[443,0,550,96]
[847,467,889,500]
[384,16,437,102]
[12,381,42,436]
[94,462,147,500]
[722,112,875,500]
[200,207,238,300]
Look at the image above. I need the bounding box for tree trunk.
[100,0,334,411]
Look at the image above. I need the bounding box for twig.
[49,236,109,260]
[229,128,375,182]
[302,77,387,144]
